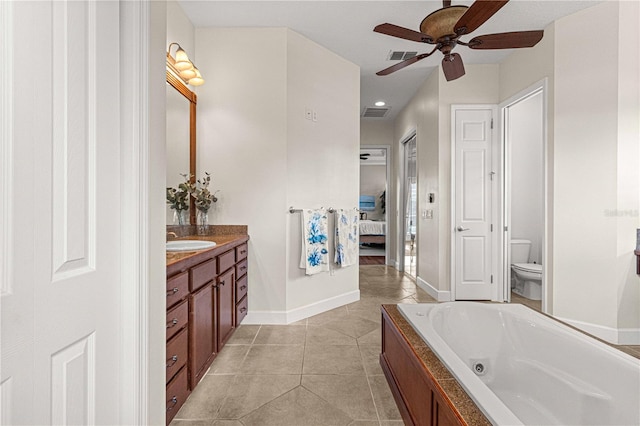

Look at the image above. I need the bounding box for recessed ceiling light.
[374,101,386,107]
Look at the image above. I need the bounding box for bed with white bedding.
[359,220,386,244]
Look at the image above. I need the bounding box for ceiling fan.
[374,0,544,81]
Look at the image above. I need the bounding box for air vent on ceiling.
[388,51,417,61]
[362,107,390,118]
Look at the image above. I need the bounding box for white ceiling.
[178,0,600,119]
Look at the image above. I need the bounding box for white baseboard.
[416,276,451,302]
[241,290,360,325]
[554,316,640,345]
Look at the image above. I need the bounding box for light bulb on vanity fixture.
[167,42,205,87]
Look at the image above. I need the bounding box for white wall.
[553,1,640,342]
[509,91,544,264]
[195,28,359,322]
[285,30,360,314]
[166,1,194,60]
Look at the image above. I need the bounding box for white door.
[2,1,123,423]
[453,107,494,300]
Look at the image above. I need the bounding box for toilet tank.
[510,239,531,263]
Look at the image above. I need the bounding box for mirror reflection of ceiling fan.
[360,153,371,160]
[374,0,544,81]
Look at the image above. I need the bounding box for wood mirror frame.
[166,70,197,224]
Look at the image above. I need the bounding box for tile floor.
[171,265,435,426]
[171,265,640,426]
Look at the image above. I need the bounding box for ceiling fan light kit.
[373,0,543,81]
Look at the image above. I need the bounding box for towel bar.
[288,207,361,214]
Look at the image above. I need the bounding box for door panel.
[1,1,122,423]
[454,108,493,300]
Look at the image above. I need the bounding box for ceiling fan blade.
[443,0,452,7]
[374,23,432,43]
[454,0,509,35]
[442,53,465,81]
[376,48,438,76]
[468,30,544,49]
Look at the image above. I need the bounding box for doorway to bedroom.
[359,146,389,265]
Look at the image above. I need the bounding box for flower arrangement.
[166,173,193,225]
[192,172,219,214]
[167,172,219,226]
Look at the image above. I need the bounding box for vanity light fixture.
[167,42,205,87]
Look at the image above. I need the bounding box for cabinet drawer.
[236,274,248,301]
[166,300,188,341]
[236,295,248,326]
[166,328,188,384]
[236,259,248,279]
[190,258,216,292]
[218,249,235,273]
[236,243,248,261]
[166,271,189,309]
[166,366,189,425]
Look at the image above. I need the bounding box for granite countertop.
[382,304,491,426]
[166,225,249,268]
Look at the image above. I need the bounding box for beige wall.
[195,28,359,321]
[554,1,640,339]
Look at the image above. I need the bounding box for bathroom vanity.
[165,226,249,424]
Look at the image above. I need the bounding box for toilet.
[510,239,543,300]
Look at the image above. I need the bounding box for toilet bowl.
[511,263,543,300]
[510,239,543,301]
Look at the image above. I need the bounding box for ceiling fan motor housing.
[419,6,468,42]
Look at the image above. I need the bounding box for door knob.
[456,226,470,232]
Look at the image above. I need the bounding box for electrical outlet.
[305,108,312,120]
[426,209,433,219]
[312,110,318,122]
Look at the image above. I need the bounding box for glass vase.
[196,209,209,234]
[173,209,189,226]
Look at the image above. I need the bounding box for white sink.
[166,240,217,252]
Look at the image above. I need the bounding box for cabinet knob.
[240,266,247,271]
[167,396,178,411]
[240,250,247,254]
[220,280,225,286]
[240,285,247,291]
[240,307,247,313]
[167,318,179,328]
[166,287,179,296]
[167,355,178,368]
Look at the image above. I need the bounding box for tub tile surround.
[170,265,639,426]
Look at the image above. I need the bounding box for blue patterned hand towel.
[335,208,359,267]
[300,209,330,275]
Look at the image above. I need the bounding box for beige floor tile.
[217,374,300,419]
[242,344,304,374]
[302,375,378,420]
[211,421,245,426]
[303,345,365,375]
[307,306,350,325]
[357,329,381,346]
[225,325,260,345]
[174,375,235,420]
[348,307,383,324]
[379,421,405,425]
[240,386,353,425]
[349,421,380,426]
[324,316,379,339]
[170,420,217,426]
[306,325,358,345]
[208,345,250,375]
[253,324,307,345]
[359,344,383,376]
[368,375,402,421]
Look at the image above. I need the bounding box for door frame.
[360,144,391,265]
[499,79,549,311]
[397,130,417,273]
[450,104,500,301]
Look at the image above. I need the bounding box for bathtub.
[397,302,640,426]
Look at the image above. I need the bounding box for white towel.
[335,208,359,267]
[299,208,330,275]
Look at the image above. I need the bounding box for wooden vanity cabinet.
[165,236,249,425]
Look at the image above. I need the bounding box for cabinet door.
[189,284,216,389]
[217,268,235,349]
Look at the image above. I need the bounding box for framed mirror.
[166,71,197,224]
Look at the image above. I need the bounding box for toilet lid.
[512,263,542,273]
